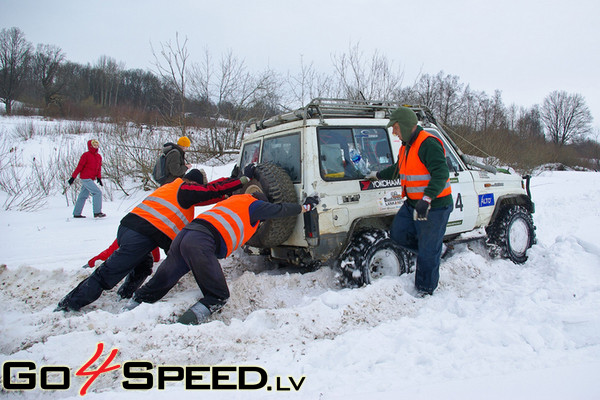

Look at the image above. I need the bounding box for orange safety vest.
[398,131,452,200]
[195,194,259,257]
[130,178,195,240]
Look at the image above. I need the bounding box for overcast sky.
[3,0,599,128]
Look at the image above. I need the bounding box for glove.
[302,196,319,212]
[97,178,103,186]
[68,177,75,185]
[413,197,431,221]
[243,163,256,180]
[365,171,379,181]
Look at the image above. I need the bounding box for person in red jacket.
[68,139,105,218]
[86,240,161,268]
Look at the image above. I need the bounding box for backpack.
[152,153,168,185]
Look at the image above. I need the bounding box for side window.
[425,129,463,173]
[318,127,393,180]
[262,133,301,183]
[240,141,261,169]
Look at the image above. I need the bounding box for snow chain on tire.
[338,229,411,288]
[486,205,536,264]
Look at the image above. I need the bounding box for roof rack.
[305,98,403,119]
[248,98,438,132]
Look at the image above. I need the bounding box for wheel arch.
[338,214,396,255]
[489,194,534,226]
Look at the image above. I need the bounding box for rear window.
[239,133,302,183]
[317,127,393,180]
[239,141,261,167]
[262,133,301,182]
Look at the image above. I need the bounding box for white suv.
[234,98,536,286]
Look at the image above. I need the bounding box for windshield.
[317,127,393,180]
[424,128,463,172]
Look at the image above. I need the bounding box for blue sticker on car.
[478,193,495,207]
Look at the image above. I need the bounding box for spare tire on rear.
[239,162,299,248]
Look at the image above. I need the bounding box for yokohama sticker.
[359,179,401,191]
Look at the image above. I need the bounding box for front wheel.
[339,229,411,287]
[486,205,536,264]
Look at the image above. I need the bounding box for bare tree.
[411,72,464,125]
[94,55,124,107]
[190,49,280,154]
[284,56,334,109]
[515,105,544,140]
[331,43,403,100]
[0,27,32,115]
[190,48,211,101]
[151,32,189,136]
[541,90,593,145]
[33,43,65,108]
[506,104,520,132]
[475,90,507,132]
[458,85,482,130]
[412,73,441,110]
[489,90,508,130]
[437,73,464,125]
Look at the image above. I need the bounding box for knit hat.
[177,136,191,147]
[386,107,418,142]
[183,168,206,184]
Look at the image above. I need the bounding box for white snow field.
[1,116,599,399]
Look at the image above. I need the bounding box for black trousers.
[134,229,229,311]
[61,225,157,310]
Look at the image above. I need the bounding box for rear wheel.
[240,162,299,248]
[486,205,536,264]
[339,229,410,287]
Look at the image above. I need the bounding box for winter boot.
[120,298,140,312]
[177,302,211,325]
[54,297,79,312]
[94,212,107,218]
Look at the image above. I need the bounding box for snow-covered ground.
[1,117,600,399]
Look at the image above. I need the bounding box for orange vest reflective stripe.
[130,178,194,240]
[398,131,452,200]
[195,194,259,257]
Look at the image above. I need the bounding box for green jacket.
[378,127,453,209]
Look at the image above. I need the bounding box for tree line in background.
[1,27,598,172]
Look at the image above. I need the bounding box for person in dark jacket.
[160,136,192,184]
[55,165,256,312]
[84,239,162,299]
[69,139,105,218]
[368,107,452,296]
[123,193,320,325]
